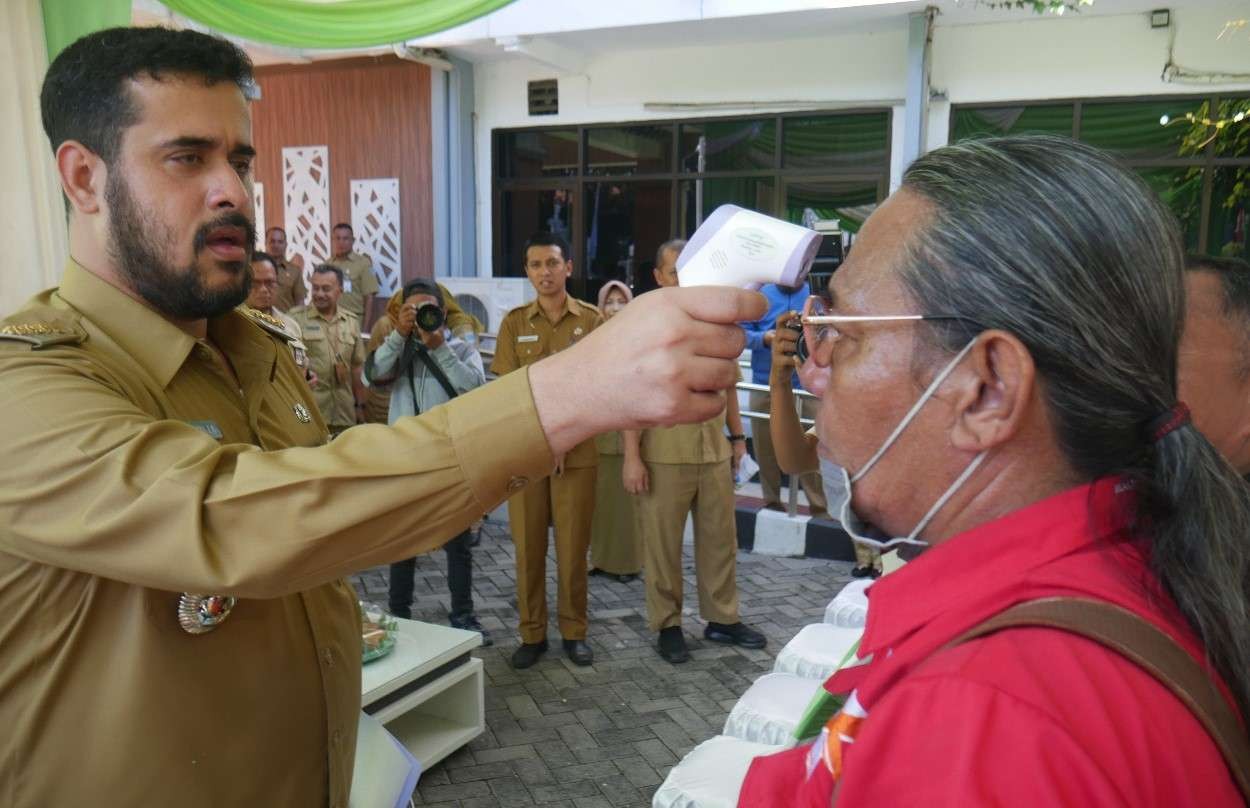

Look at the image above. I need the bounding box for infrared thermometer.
[676,204,822,289]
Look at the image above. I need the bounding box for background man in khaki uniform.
[623,240,767,664]
[2,27,764,807]
[290,265,367,435]
[327,222,379,326]
[264,225,307,311]
[491,232,601,669]
[245,251,312,383]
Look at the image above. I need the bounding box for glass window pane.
[585,126,672,176]
[1080,99,1210,161]
[1208,167,1250,257]
[784,178,880,234]
[497,130,579,178]
[497,188,574,277]
[950,105,1074,141]
[1213,98,1250,158]
[782,112,889,171]
[678,178,776,237]
[680,119,776,172]
[1135,167,1202,251]
[583,181,673,299]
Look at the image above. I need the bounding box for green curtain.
[160,0,517,49]
[41,0,131,60]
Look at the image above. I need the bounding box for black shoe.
[510,639,547,669]
[588,567,609,578]
[657,626,690,664]
[851,566,874,579]
[614,573,639,584]
[562,638,594,666]
[450,613,493,647]
[703,621,767,649]
[389,606,412,620]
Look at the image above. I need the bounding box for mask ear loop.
[850,337,980,484]
[905,451,988,541]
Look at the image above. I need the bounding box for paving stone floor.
[350,518,854,808]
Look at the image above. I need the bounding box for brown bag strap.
[951,597,1250,803]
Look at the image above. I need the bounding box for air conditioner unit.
[437,276,534,337]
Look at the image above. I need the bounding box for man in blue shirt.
[741,283,828,516]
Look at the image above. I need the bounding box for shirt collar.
[58,260,195,389]
[525,294,577,323]
[860,477,1136,657]
[58,260,278,391]
[306,306,340,323]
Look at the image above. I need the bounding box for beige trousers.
[633,461,740,632]
[507,466,596,643]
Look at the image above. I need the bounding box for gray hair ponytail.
[899,135,1250,722]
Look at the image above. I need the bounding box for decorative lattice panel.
[252,182,265,250]
[282,146,330,294]
[350,178,401,296]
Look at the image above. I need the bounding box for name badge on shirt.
[517,335,539,343]
[343,277,353,293]
[185,420,223,440]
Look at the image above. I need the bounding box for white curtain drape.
[0,0,69,313]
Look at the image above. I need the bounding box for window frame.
[949,93,1250,254]
[492,108,893,299]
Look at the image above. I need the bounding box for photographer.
[365,279,490,643]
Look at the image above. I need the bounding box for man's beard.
[105,171,255,320]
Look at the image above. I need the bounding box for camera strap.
[410,341,459,404]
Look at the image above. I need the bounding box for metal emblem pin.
[294,403,312,423]
[177,593,236,634]
[573,327,584,336]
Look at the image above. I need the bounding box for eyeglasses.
[799,296,976,364]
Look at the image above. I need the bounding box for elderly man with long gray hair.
[739,135,1249,806]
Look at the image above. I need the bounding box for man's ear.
[948,330,1036,453]
[55,140,106,216]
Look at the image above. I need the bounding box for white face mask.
[823,337,988,551]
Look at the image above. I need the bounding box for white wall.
[929,5,1250,148]
[471,4,1250,277]
[472,26,910,275]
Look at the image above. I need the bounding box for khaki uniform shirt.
[246,305,308,374]
[639,373,740,465]
[327,251,379,321]
[0,261,555,808]
[290,305,367,429]
[273,255,307,311]
[492,295,601,468]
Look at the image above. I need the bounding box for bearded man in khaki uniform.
[0,27,764,807]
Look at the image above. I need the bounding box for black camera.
[415,303,445,333]
[783,315,808,364]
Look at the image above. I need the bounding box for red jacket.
[739,479,1243,807]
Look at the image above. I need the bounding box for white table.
[359,618,484,770]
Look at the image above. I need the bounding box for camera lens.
[415,304,445,333]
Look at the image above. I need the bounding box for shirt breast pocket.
[517,335,544,365]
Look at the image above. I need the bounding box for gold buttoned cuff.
[446,368,554,509]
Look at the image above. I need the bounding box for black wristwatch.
[728,434,746,443]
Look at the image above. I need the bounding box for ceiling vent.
[528,79,558,116]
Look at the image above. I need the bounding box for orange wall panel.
[251,56,433,292]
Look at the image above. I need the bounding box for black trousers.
[388,529,474,619]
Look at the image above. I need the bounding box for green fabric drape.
[41,0,131,60]
[160,0,517,49]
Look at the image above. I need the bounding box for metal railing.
[475,336,816,517]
